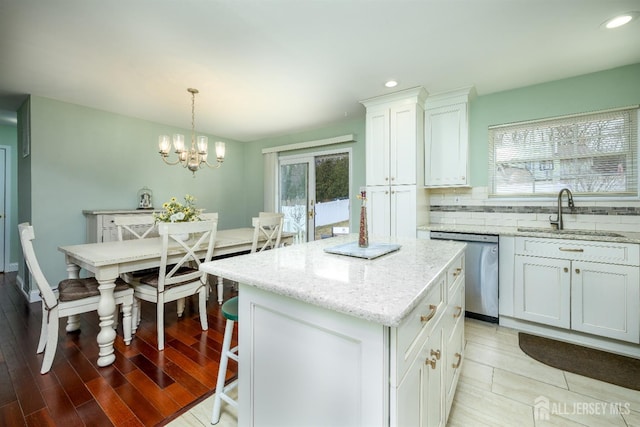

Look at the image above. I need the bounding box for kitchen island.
[200,235,466,427]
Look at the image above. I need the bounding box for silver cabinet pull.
[559,247,584,252]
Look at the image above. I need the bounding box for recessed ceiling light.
[602,12,638,29]
[385,80,398,88]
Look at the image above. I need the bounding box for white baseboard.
[16,274,41,303]
[6,262,18,272]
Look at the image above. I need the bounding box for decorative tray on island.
[323,241,401,260]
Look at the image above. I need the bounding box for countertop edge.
[201,237,466,328]
[420,225,640,244]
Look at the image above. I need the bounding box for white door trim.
[0,145,13,272]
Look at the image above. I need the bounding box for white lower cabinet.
[513,237,640,344]
[514,255,571,329]
[367,185,417,238]
[571,261,639,342]
[396,326,444,427]
[391,252,464,426]
[444,277,465,416]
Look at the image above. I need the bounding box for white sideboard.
[83,209,159,243]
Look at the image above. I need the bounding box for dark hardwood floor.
[0,272,238,426]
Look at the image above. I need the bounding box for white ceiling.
[1,0,639,141]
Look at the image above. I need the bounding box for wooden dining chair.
[131,219,218,350]
[18,222,134,374]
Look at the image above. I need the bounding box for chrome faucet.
[549,188,575,230]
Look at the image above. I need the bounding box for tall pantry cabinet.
[361,87,428,238]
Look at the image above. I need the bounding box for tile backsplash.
[427,187,640,232]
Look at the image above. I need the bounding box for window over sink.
[488,106,638,197]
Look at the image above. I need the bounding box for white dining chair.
[213,212,284,304]
[211,212,283,423]
[18,222,134,374]
[113,214,157,241]
[250,212,284,253]
[114,214,159,330]
[131,219,217,350]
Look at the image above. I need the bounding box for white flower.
[170,212,186,223]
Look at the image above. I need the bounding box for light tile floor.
[169,318,640,426]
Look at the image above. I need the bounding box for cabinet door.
[395,325,444,427]
[367,186,391,237]
[571,261,640,343]
[514,255,571,328]
[391,185,417,238]
[390,104,418,185]
[395,351,422,427]
[424,103,468,187]
[444,280,464,418]
[366,109,391,186]
[424,327,445,427]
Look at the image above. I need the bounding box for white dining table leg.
[65,262,82,332]
[95,269,118,367]
[217,276,224,305]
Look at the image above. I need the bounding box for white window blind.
[488,106,639,197]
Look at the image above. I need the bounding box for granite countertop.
[420,224,640,244]
[200,234,465,327]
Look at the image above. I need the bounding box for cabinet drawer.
[447,253,464,296]
[515,237,640,266]
[393,275,445,384]
[447,278,465,333]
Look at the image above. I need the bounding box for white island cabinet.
[200,236,465,427]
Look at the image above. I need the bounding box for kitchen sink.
[516,227,624,238]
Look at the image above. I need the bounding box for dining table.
[58,227,293,368]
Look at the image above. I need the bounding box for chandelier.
[158,88,225,176]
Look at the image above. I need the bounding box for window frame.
[488,106,639,199]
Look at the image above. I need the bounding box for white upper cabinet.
[424,87,475,188]
[363,87,427,187]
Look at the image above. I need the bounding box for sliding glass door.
[279,150,350,242]
[280,158,312,243]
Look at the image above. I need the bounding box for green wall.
[469,63,640,186]
[26,96,247,286]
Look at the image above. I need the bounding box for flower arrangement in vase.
[153,194,202,223]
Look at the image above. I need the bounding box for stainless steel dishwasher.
[430,231,499,323]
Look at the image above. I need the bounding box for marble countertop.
[420,224,640,244]
[200,234,465,327]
